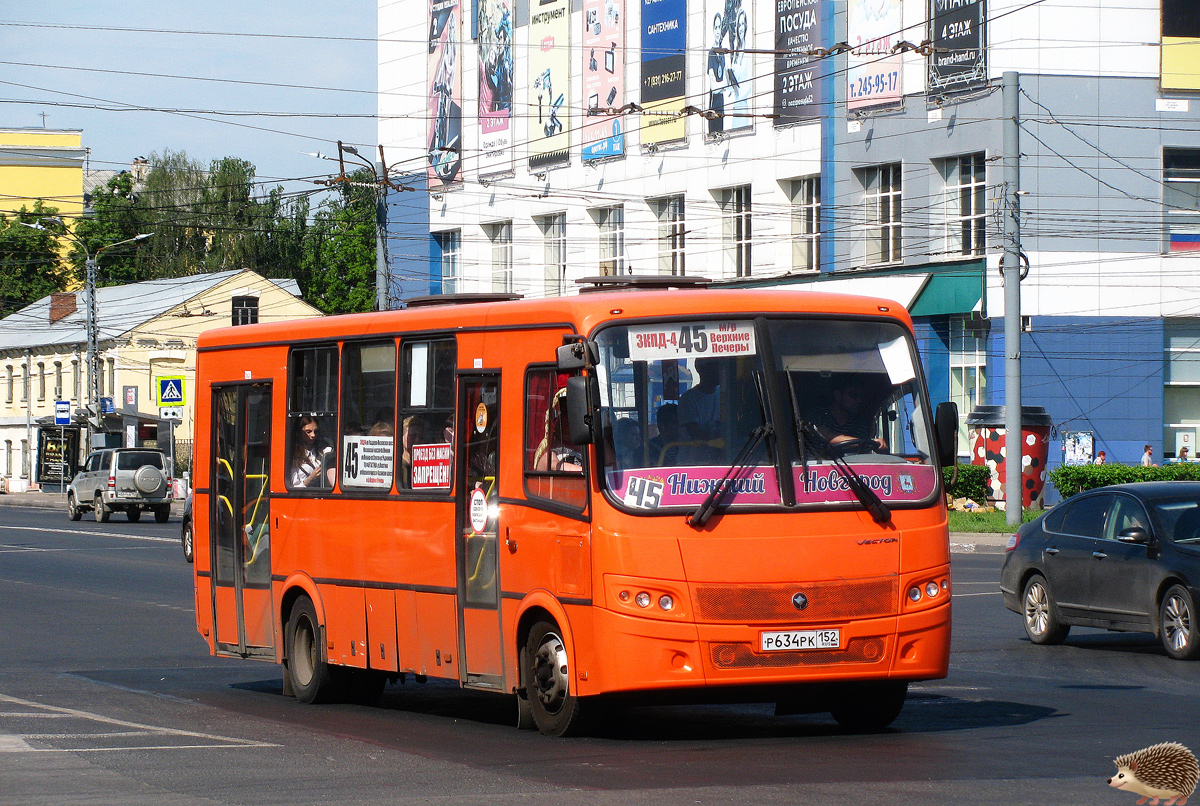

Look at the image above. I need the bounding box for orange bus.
[191,279,958,736]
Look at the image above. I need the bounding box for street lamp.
[20,218,151,446]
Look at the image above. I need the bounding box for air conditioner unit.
[54,386,62,400]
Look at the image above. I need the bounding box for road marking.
[0,694,278,753]
[953,591,1002,597]
[0,524,175,544]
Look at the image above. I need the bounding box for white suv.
[67,449,172,523]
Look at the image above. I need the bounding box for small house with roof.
[0,269,321,492]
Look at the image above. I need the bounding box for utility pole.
[85,255,100,445]
[1002,71,1024,527]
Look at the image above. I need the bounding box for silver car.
[67,448,172,523]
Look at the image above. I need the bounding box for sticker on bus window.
[469,487,489,532]
[411,442,452,489]
[610,466,782,509]
[627,321,757,361]
[341,435,395,489]
[793,464,937,504]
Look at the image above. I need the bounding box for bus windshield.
[593,317,939,513]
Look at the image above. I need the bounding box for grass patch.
[948,508,1042,533]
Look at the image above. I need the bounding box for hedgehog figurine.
[1108,742,1199,806]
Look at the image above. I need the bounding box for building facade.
[379,0,1200,498]
[0,270,322,491]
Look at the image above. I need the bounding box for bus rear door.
[209,383,275,658]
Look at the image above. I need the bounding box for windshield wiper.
[687,424,773,529]
[796,421,892,525]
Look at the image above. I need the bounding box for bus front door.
[210,384,274,658]
[456,374,504,689]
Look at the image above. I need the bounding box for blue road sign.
[55,400,71,426]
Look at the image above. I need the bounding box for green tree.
[0,200,69,315]
[298,171,378,314]
[72,171,153,286]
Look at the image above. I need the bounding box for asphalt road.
[0,504,1197,805]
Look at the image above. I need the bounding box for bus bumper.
[580,602,949,697]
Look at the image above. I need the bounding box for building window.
[20,439,29,479]
[434,230,460,295]
[950,315,988,454]
[4,365,11,404]
[860,163,902,265]
[72,358,80,402]
[1164,320,1200,453]
[4,440,11,477]
[787,177,820,272]
[486,221,513,293]
[596,206,625,275]
[538,214,567,296]
[1165,149,1200,252]
[652,196,686,275]
[107,357,116,398]
[938,153,986,257]
[37,362,45,401]
[232,296,259,326]
[54,362,63,400]
[718,186,752,277]
[21,364,28,403]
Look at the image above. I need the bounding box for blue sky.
[1,2,377,192]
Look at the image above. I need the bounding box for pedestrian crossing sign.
[157,376,186,407]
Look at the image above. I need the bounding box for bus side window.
[399,338,456,491]
[340,340,397,493]
[287,345,339,491]
[524,367,586,509]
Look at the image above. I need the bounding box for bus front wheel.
[523,620,587,736]
[829,681,908,732]
[286,596,341,704]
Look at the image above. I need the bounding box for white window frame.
[938,153,986,258]
[861,163,902,265]
[652,195,686,276]
[487,221,513,293]
[435,230,460,295]
[596,206,625,276]
[538,213,568,296]
[718,185,752,277]
[949,316,987,454]
[788,176,820,272]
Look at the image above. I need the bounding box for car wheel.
[1022,574,1070,645]
[94,494,110,523]
[67,492,81,521]
[127,508,142,523]
[155,506,170,524]
[286,595,342,704]
[829,681,908,732]
[181,520,194,563]
[1159,585,1200,660]
[523,620,588,736]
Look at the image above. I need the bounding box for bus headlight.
[635,592,652,608]
[925,581,940,598]
[658,595,674,611]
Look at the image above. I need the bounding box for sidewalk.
[0,488,186,515]
[0,489,1007,552]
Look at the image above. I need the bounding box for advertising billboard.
[704,0,752,134]
[529,0,571,170]
[478,0,514,175]
[928,0,986,92]
[582,0,626,161]
[847,0,903,110]
[428,0,463,186]
[773,0,821,126]
[641,0,687,145]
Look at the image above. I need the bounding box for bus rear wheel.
[286,596,341,704]
[829,681,908,732]
[523,620,587,736]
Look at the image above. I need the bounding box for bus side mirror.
[556,340,598,371]
[565,375,596,445]
[935,402,959,468]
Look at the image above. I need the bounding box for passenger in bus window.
[679,357,722,441]
[648,402,681,465]
[612,417,644,469]
[816,375,887,450]
[533,386,583,472]
[291,415,333,488]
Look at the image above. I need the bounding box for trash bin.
[966,405,1053,508]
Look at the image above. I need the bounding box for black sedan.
[1000,481,1200,659]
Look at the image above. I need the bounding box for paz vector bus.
[190,277,958,736]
